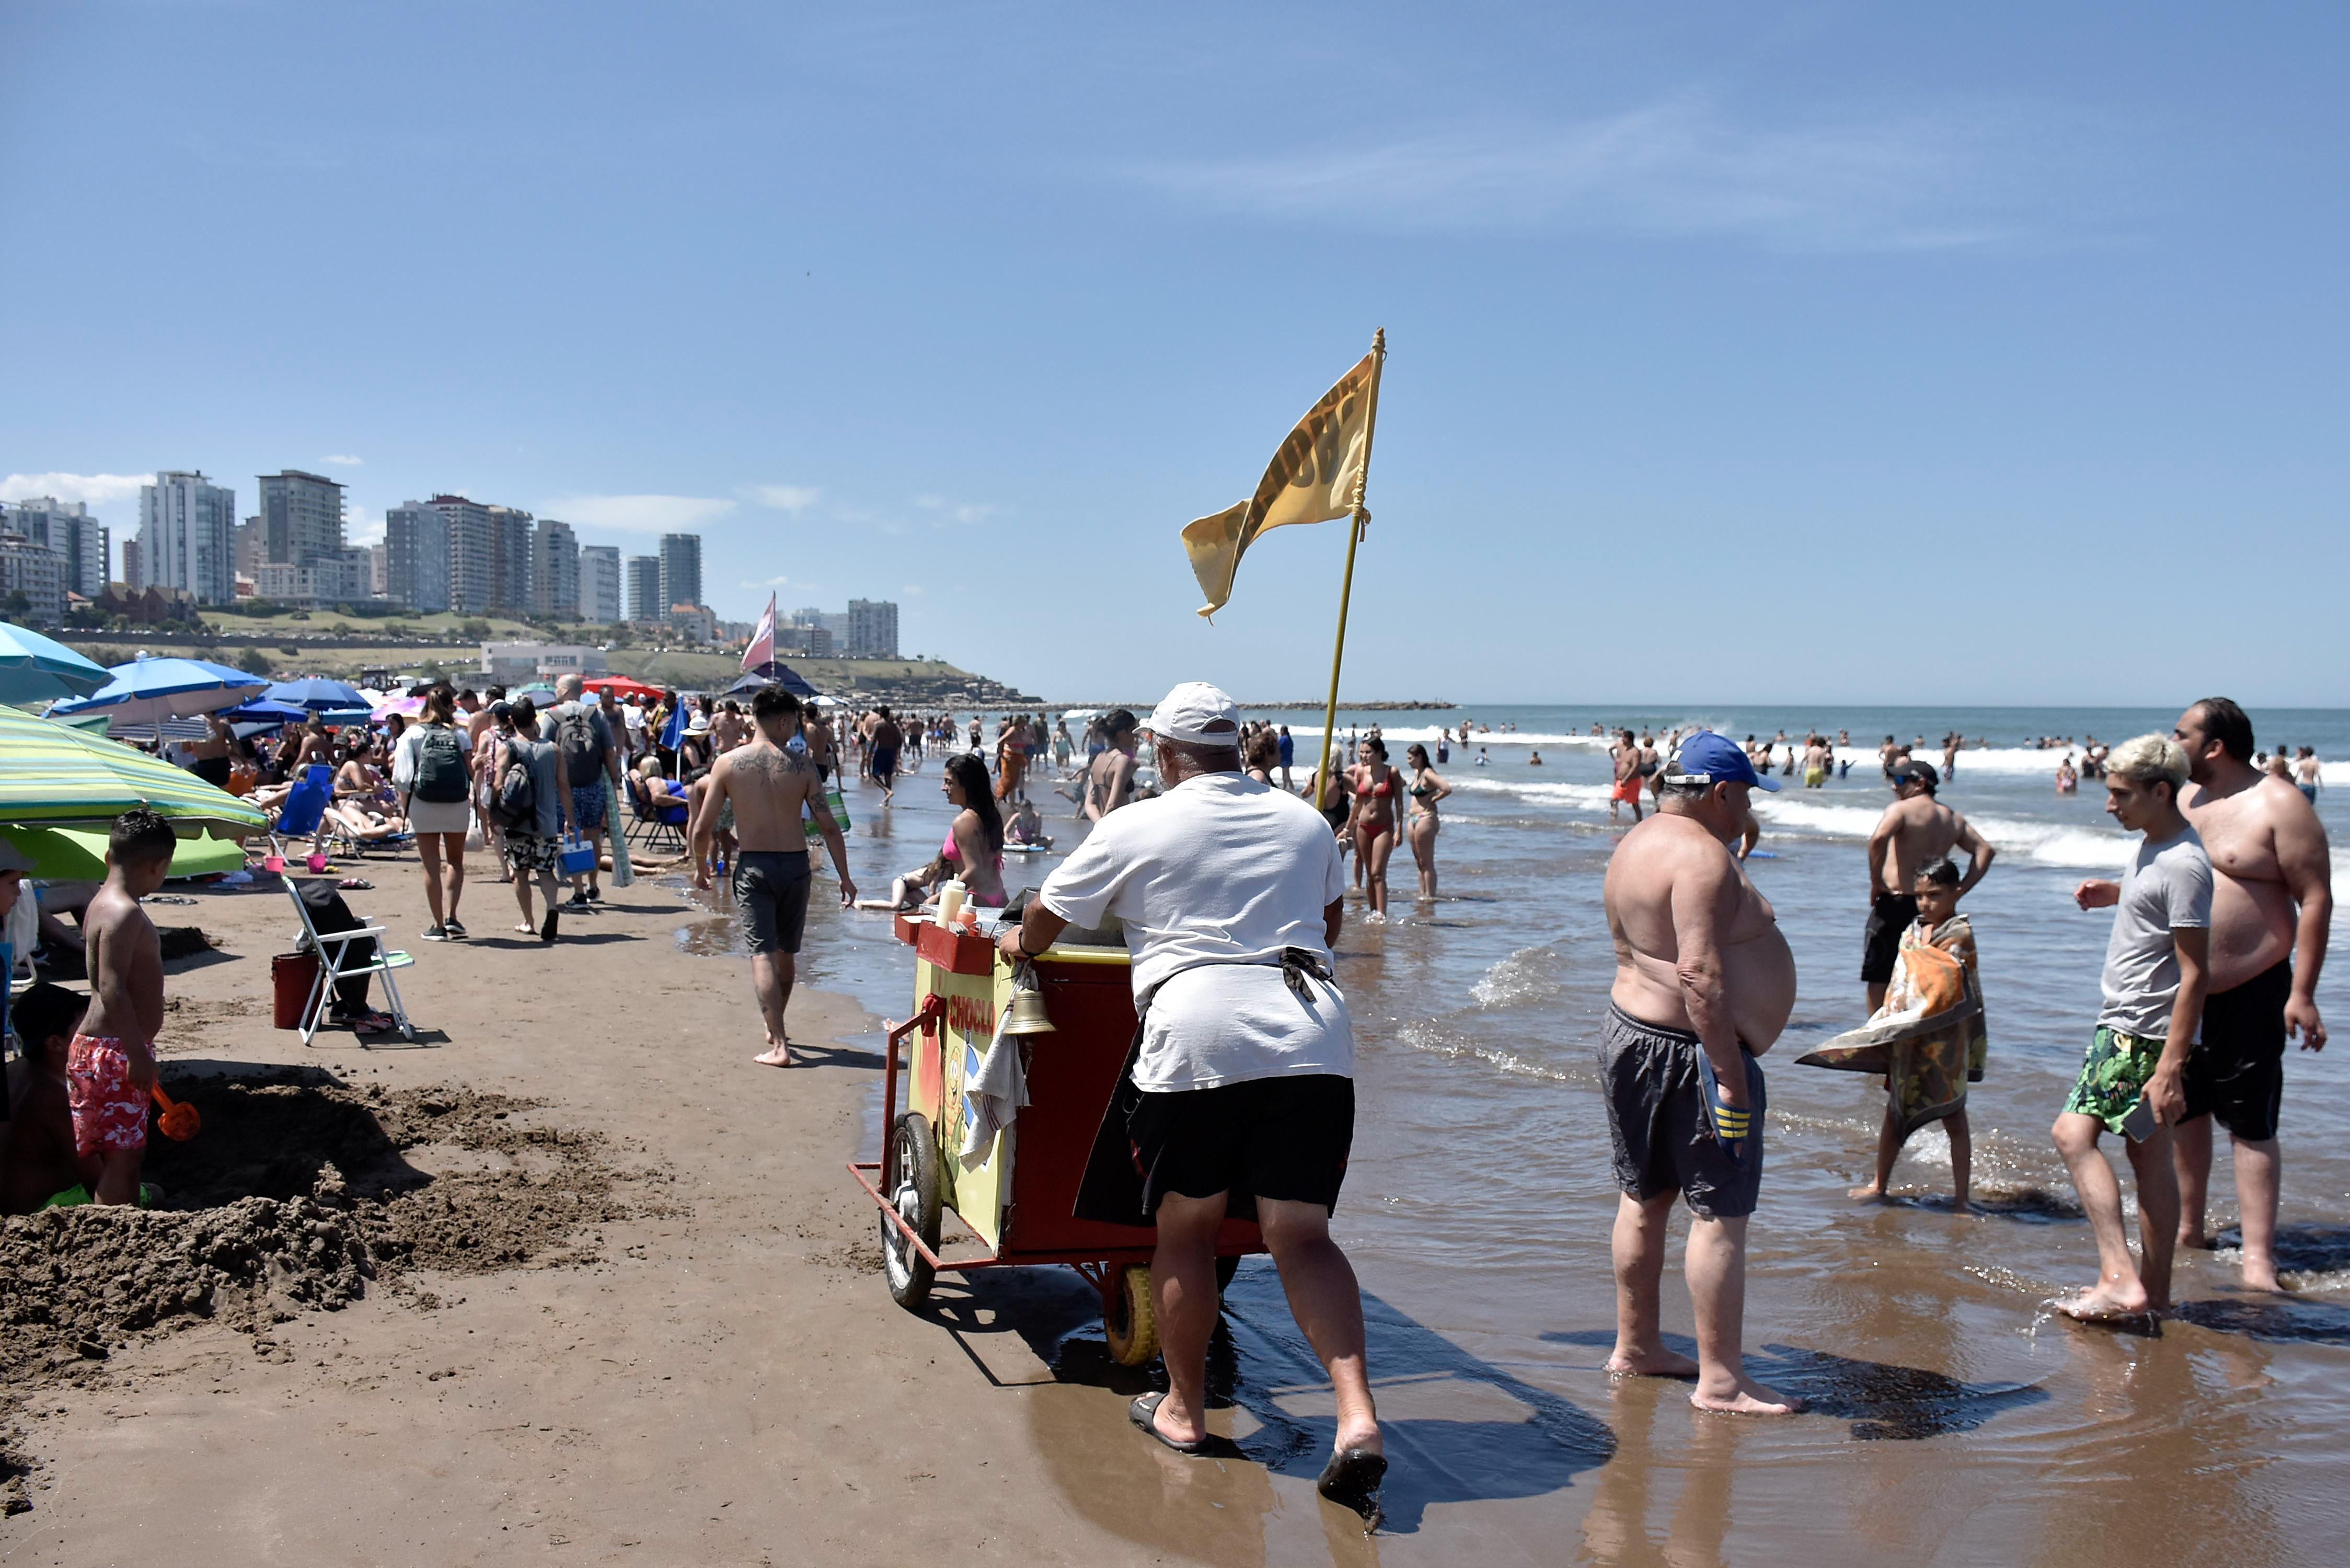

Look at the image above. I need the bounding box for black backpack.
[413,727,469,803]
[554,704,604,786]
[488,745,538,831]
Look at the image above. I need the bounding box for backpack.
[554,703,604,785]
[413,727,469,803]
[489,745,539,832]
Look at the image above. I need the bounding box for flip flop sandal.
[1127,1392,1210,1456]
[1316,1446,1389,1509]
[337,878,374,891]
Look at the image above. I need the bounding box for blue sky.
[4,3,2344,706]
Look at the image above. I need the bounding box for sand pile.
[0,1071,638,1400]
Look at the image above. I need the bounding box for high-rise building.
[234,516,264,581]
[0,533,68,626]
[256,470,347,567]
[430,495,495,614]
[489,506,533,615]
[120,536,142,591]
[657,533,701,621]
[139,470,237,604]
[579,545,622,625]
[384,502,450,613]
[1,497,110,597]
[625,554,662,624]
[846,598,900,659]
[368,543,388,597]
[531,518,579,619]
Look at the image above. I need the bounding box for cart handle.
[882,996,943,1128]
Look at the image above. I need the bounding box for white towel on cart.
[959,1002,1029,1168]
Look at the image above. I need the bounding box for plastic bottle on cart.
[936,879,966,929]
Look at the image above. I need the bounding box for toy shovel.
[151,1085,200,1141]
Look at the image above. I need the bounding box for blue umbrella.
[47,655,267,726]
[732,660,818,699]
[263,676,368,712]
[0,622,111,706]
[221,697,312,725]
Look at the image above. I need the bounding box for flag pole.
[1311,328,1386,816]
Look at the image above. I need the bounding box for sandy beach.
[0,858,1388,1566]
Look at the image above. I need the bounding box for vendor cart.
[848,914,1264,1365]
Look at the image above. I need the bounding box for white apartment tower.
[579,545,622,624]
[139,470,237,604]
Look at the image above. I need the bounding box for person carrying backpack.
[492,696,574,942]
[541,674,620,909]
[392,684,477,941]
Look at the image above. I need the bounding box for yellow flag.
[1181,348,1381,618]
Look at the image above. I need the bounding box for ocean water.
[676,702,2350,1562]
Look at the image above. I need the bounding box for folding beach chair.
[625,774,688,852]
[284,877,417,1045]
[270,777,330,858]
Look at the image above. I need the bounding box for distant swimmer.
[2055,735,2209,1322]
[2172,699,2332,1293]
[1476,747,1489,766]
[1802,736,1830,789]
[2295,746,2322,802]
[2056,755,2078,794]
[1528,751,1543,767]
[1084,709,1141,822]
[1599,733,1800,1414]
[1609,730,1644,824]
[1879,735,1900,779]
[1864,761,1995,1013]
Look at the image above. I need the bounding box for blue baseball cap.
[1668,731,1779,792]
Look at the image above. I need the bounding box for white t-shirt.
[2098,827,2214,1039]
[1040,771,1351,1092]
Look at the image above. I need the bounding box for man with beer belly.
[1600,731,1801,1414]
[2172,698,2332,1292]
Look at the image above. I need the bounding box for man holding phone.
[2054,733,2213,1322]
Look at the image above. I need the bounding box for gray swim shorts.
[1598,1005,1766,1219]
[734,850,812,956]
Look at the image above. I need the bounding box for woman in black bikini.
[1346,736,1403,920]
[1404,742,1453,901]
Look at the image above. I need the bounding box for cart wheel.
[1104,1264,1159,1367]
[881,1112,941,1309]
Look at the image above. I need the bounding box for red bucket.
[271,951,320,1030]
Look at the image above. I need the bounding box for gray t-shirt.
[504,734,563,839]
[2097,827,2214,1039]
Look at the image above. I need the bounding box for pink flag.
[742,593,776,672]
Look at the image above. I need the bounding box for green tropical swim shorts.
[2062,1026,2164,1136]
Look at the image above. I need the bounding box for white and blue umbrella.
[0,621,112,707]
[47,655,267,727]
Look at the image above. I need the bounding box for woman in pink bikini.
[937,753,1008,907]
[1346,735,1402,921]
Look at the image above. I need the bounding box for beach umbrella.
[0,822,247,880]
[47,656,266,727]
[736,660,818,699]
[371,694,427,722]
[0,706,268,838]
[222,697,312,726]
[584,674,661,702]
[0,622,111,707]
[263,676,368,712]
[510,683,560,706]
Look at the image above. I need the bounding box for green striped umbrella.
[0,823,249,880]
[0,704,268,838]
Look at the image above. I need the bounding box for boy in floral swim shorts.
[67,809,178,1204]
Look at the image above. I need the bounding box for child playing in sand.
[1844,859,1987,1209]
[3,983,97,1213]
[68,809,176,1205]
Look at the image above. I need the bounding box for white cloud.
[3,471,150,506]
[1128,94,2081,252]
[737,575,791,589]
[914,494,1000,525]
[347,504,387,547]
[538,493,738,532]
[901,584,925,596]
[321,454,364,468]
[741,483,821,513]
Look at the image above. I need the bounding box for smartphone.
[2121,1094,2159,1143]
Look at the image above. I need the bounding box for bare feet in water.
[1690,1374,1803,1415]
[2056,1282,2159,1322]
[1848,1180,1886,1202]
[1606,1345,1700,1379]
[2239,1254,2285,1293]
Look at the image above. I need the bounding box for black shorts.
[871,747,898,783]
[191,756,232,789]
[734,850,812,956]
[1862,893,1919,985]
[1599,1006,1765,1219]
[1127,1073,1354,1218]
[2184,959,2291,1141]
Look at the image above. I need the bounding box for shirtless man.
[1863,761,1995,1011]
[1600,733,1801,1415]
[869,707,904,801]
[691,686,857,1065]
[801,707,837,781]
[71,811,177,1204]
[1802,736,1830,789]
[1608,730,1645,824]
[2172,698,2332,1292]
[1084,710,1141,822]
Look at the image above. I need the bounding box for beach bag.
[488,752,538,832]
[553,703,604,786]
[413,727,470,803]
[803,786,850,842]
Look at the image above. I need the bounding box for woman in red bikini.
[1347,736,1402,920]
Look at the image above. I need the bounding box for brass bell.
[1004,961,1056,1036]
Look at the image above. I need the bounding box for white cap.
[1147,682,1241,746]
